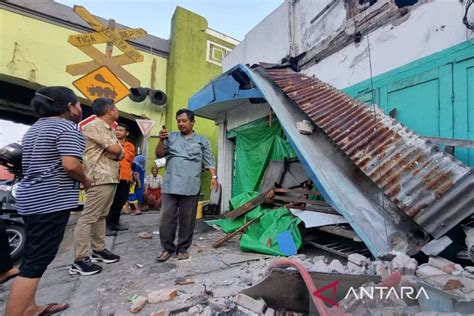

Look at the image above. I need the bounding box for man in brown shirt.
[70,98,123,276]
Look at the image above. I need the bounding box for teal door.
[453,57,474,166]
[345,41,474,167]
[383,68,451,138]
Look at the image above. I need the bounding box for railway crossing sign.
[66,6,145,88]
[73,66,130,103]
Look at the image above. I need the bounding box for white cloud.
[0,120,30,147]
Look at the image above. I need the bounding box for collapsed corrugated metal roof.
[189,63,474,257]
[258,64,474,239]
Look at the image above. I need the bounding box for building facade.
[0,0,237,198]
[223,0,474,167]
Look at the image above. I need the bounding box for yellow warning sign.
[73,66,130,103]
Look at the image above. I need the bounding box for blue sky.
[55,0,285,41]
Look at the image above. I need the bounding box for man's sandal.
[38,303,69,315]
[176,252,190,260]
[157,251,172,262]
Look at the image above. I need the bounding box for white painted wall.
[305,0,474,88]
[222,1,290,71]
[223,0,474,89]
[294,0,347,53]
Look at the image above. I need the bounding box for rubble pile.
[124,251,474,315]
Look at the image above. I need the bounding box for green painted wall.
[166,7,236,198]
[343,40,474,167]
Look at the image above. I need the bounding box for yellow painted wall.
[0,9,167,135]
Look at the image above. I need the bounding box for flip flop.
[0,269,19,285]
[38,303,69,315]
[157,251,172,262]
[176,252,190,260]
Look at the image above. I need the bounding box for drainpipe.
[288,0,298,57]
[310,0,338,24]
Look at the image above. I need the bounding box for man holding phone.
[155,109,218,262]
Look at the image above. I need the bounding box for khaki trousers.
[73,184,117,261]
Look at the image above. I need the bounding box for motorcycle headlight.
[11,183,18,199]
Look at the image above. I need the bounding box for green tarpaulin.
[230,118,296,197]
[207,191,303,256]
[207,118,303,256]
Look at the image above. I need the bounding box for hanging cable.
[463,0,474,30]
[363,8,394,240]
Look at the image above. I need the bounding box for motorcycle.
[0,143,25,262]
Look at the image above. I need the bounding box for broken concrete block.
[313,260,331,273]
[373,261,388,278]
[465,266,474,274]
[130,296,147,314]
[311,255,326,264]
[416,264,447,277]
[347,261,365,274]
[458,276,474,293]
[150,310,170,316]
[348,253,369,266]
[390,253,417,275]
[465,227,474,261]
[451,264,465,276]
[293,254,306,261]
[296,120,314,135]
[235,293,266,314]
[377,252,397,261]
[421,236,452,256]
[428,257,456,273]
[443,279,463,291]
[264,307,276,316]
[147,288,178,304]
[328,259,346,274]
[138,232,153,239]
[424,275,465,292]
[187,305,202,315]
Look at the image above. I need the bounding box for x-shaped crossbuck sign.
[66,6,145,88]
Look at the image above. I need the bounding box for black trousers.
[107,180,130,226]
[159,193,199,253]
[0,219,13,273]
[20,210,70,278]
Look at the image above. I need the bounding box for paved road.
[0,211,256,315]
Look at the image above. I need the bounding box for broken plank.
[272,195,329,206]
[212,216,261,248]
[224,189,274,219]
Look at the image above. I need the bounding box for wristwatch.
[212,175,218,179]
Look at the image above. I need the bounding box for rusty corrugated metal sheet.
[260,65,472,225]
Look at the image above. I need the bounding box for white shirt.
[145,174,162,189]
